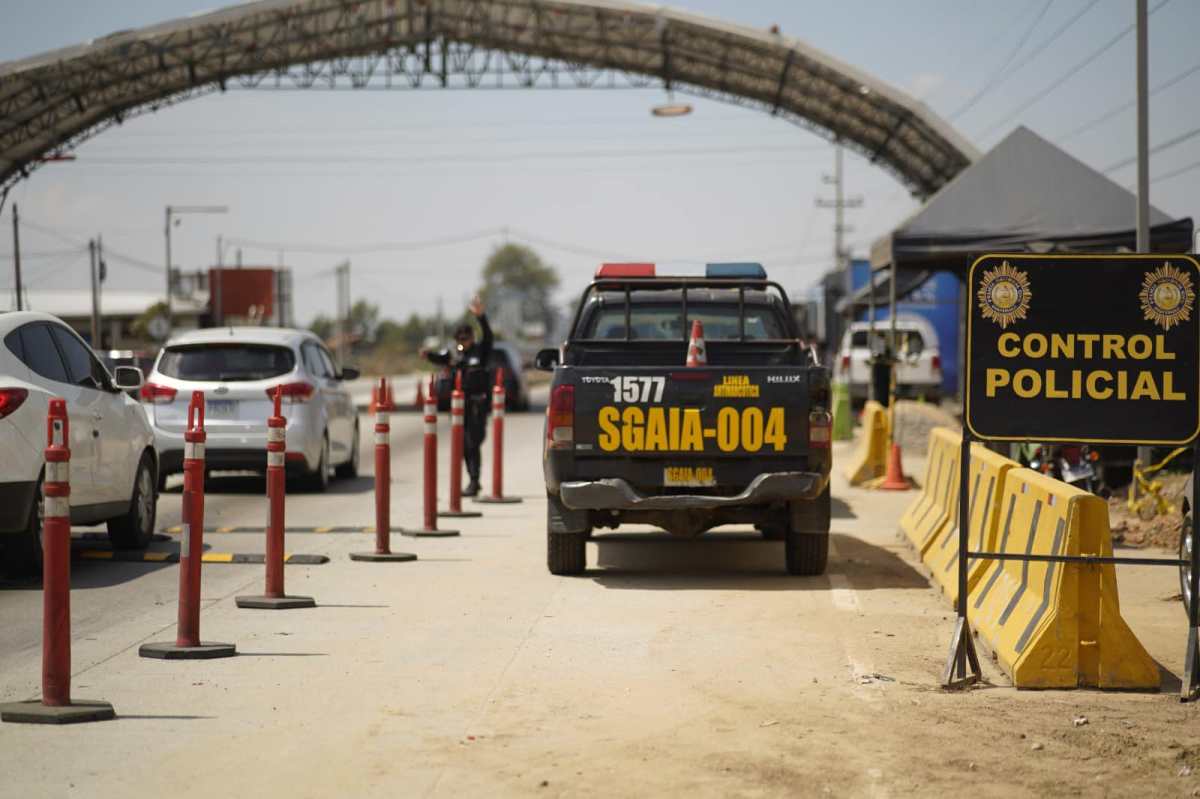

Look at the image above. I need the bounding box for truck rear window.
[586,305,784,340]
[157,344,295,381]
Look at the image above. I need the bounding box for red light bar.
[595,263,655,279]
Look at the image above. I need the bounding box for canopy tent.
[869,126,1193,276]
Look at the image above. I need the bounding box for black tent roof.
[870,126,1193,274]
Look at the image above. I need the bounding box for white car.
[0,311,157,575]
[836,316,943,403]
[143,327,360,491]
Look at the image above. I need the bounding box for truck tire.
[785,485,831,576]
[547,492,588,575]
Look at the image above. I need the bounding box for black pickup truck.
[535,263,832,576]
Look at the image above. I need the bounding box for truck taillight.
[809,410,832,449]
[932,354,942,373]
[140,382,177,404]
[268,382,315,403]
[840,355,850,373]
[546,385,575,450]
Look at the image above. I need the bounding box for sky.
[2,0,1199,327]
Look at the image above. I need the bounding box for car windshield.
[586,303,783,340]
[850,329,924,351]
[157,343,295,381]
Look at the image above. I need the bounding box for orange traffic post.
[402,375,460,537]
[1,400,115,724]
[351,378,417,562]
[476,368,522,505]
[141,392,237,658]
[236,387,316,609]
[440,371,482,519]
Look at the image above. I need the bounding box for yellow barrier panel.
[924,445,1016,605]
[969,468,1158,689]
[843,401,890,486]
[899,427,952,549]
[900,427,961,553]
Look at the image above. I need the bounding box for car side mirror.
[113,366,144,391]
[534,348,559,371]
[340,367,360,381]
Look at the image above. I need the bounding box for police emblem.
[1139,262,1195,331]
[977,260,1032,329]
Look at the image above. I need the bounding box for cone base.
[235,595,316,610]
[438,509,483,518]
[399,528,460,537]
[474,496,523,504]
[1,700,115,725]
[139,641,237,660]
[348,551,418,562]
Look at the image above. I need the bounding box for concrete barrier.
[843,400,889,486]
[969,468,1159,689]
[898,427,960,553]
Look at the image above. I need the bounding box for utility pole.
[164,206,173,332]
[89,239,100,348]
[333,260,351,367]
[97,236,106,349]
[11,203,23,311]
[815,143,863,350]
[1136,0,1153,470]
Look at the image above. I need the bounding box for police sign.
[966,254,1200,444]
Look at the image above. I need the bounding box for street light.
[165,204,228,334]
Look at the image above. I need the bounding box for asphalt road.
[0,397,1197,797]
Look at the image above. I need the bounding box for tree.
[478,243,560,335]
[310,315,335,341]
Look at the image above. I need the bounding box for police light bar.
[705,262,767,279]
[596,263,656,279]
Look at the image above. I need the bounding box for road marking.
[201,553,234,563]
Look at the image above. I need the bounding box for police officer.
[421,296,493,496]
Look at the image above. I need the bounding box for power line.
[227,228,503,257]
[949,0,1055,120]
[975,0,1171,141]
[1143,157,1200,186]
[1103,123,1200,173]
[1057,57,1200,141]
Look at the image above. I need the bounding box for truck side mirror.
[534,348,560,371]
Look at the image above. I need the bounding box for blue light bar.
[705,262,767,279]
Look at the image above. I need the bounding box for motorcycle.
[1022,443,1109,498]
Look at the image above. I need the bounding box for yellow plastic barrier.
[969,468,1159,690]
[898,427,961,553]
[923,445,1016,605]
[843,401,890,486]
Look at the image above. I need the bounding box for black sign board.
[966,254,1200,445]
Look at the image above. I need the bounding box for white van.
[835,315,942,403]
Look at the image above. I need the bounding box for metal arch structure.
[0,0,978,201]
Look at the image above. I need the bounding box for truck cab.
[537,262,832,576]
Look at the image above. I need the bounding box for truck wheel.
[785,485,831,576]
[547,492,588,575]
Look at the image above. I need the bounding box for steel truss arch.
[0,0,978,198]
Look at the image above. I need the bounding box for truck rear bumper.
[560,471,825,511]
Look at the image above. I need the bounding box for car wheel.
[107,454,157,550]
[5,479,44,578]
[1182,510,1195,618]
[305,434,331,492]
[335,422,359,479]
[785,485,831,576]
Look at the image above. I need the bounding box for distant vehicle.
[835,316,942,403]
[0,311,156,576]
[98,349,157,396]
[430,341,530,412]
[537,262,832,577]
[143,327,360,492]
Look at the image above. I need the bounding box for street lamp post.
[165,204,229,334]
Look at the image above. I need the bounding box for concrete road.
[1,406,1197,797]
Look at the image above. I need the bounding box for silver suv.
[143,327,359,491]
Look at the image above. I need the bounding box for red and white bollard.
[476,368,522,505]
[402,375,460,537]
[351,378,417,562]
[440,372,481,519]
[237,387,316,609]
[1,399,115,724]
[141,392,236,658]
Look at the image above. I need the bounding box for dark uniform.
[424,314,493,493]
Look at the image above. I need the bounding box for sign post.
[946,253,1200,698]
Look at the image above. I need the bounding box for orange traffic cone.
[686,320,707,366]
[369,384,379,415]
[414,379,425,411]
[878,442,911,491]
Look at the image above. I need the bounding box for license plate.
[206,399,238,417]
[663,466,716,488]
